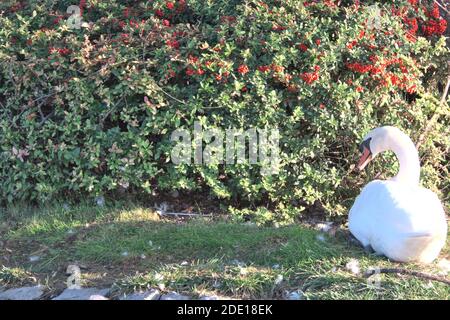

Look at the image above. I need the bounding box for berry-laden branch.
[365,268,450,286]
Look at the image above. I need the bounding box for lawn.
[0,203,449,300]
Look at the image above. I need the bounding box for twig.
[31,92,57,104]
[157,86,187,105]
[99,97,124,128]
[434,0,450,16]
[157,211,211,217]
[365,268,450,285]
[415,61,450,150]
[37,110,55,127]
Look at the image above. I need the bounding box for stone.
[95,196,105,207]
[120,289,160,300]
[286,290,305,300]
[52,288,109,300]
[274,274,283,285]
[316,221,333,233]
[316,234,326,242]
[199,295,219,300]
[0,286,44,300]
[89,295,109,300]
[29,255,40,262]
[160,292,190,300]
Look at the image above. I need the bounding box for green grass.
[0,203,449,300]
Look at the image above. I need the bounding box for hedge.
[0,0,448,223]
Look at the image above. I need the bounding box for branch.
[157,211,211,217]
[434,0,450,16]
[415,61,450,150]
[99,97,124,128]
[157,86,187,105]
[365,268,450,286]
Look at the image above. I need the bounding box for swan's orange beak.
[357,147,372,171]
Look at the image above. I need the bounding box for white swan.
[349,126,447,263]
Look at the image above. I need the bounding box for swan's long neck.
[388,132,420,185]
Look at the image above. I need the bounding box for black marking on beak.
[358,137,372,155]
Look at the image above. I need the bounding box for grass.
[0,203,449,300]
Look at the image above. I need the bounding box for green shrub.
[0,0,448,222]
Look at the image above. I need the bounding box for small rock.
[0,286,44,300]
[140,254,146,259]
[199,295,219,300]
[316,221,333,233]
[316,234,326,242]
[286,290,305,300]
[95,196,105,207]
[155,202,169,215]
[345,259,360,275]
[231,259,245,267]
[160,292,190,300]
[120,289,160,301]
[180,261,189,266]
[170,190,179,198]
[121,251,129,257]
[244,221,256,227]
[52,288,109,300]
[90,295,109,300]
[274,274,283,285]
[29,255,40,262]
[66,264,81,274]
[66,265,82,289]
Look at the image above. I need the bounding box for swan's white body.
[349,126,447,263]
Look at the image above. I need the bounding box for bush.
[0,0,448,222]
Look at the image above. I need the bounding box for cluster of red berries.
[166,39,180,49]
[49,47,71,56]
[346,54,418,93]
[237,65,250,75]
[421,18,447,37]
[395,1,447,39]
[185,55,221,78]
[300,66,321,84]
[346,62,372,74]
[155,0,186,18]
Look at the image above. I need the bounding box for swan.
[349,126,447,263]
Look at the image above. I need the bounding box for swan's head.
[357,126,402,171]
